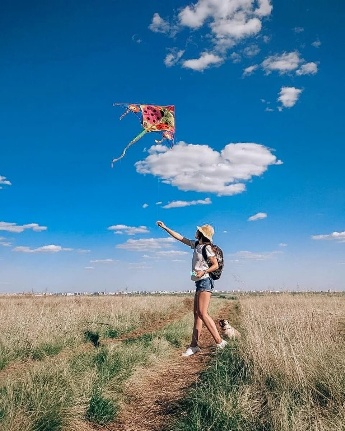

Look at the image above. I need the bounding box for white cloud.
[0,176,11,188]
[279,243,287,247]
[162,197,211,209]
[312,39,321,48]
[278,86,302,108]
[90,259,117,263]
[164,49,185,67]
[0,237,11,246]
[243,64,258,76]
[117,237,175,251]
[248,212,267,221]
[149,13,172,34]
[151,0,273,69]
[262,51,301,74]
[233,250,281,260]
[0,222,47,233]
[243,44,260,57]
[108,225,149,235]
[135,142,281,196]
[296,62,318,75]
[156,250,189,256]
[182,52,223,71]
[293,27,304,33]
[262,51,318,77]
[142,203,149,209]
[311,231,345,242]
[230,52,241,63]
[13,245,71,253]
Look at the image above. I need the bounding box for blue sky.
[1,0,344,293]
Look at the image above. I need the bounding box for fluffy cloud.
[108,225,149,235]
[162,197,211,209]
[278,87,302,108]
[150,0,272,70]
[262,51,318,76]
[117,237,175,251]
[312,231,345,242]
[248,212,267,221]
[0,176,11,188]
[149,13,172,34]
[182,52,223,71]
[13,245,71,253]
[0,222,47,233]
[262,51,301,74]
[135,142,281,196]
[296,62,318,75]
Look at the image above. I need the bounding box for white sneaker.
[182,346,201,357]
[216,339,228,349]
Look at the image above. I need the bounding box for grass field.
[0,292,344,431]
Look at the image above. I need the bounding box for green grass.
[172,343,264,431]
[85,390,118,425]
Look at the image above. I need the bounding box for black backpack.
[201,243,224,280]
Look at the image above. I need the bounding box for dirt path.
[109,301,238,431]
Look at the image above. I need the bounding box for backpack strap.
[201,244,212,263]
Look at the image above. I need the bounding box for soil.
[108,301,237,431]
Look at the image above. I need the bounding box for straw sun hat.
[197,224,214,242]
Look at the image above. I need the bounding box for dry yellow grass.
[239,293,345,430]
[0,294,186,368]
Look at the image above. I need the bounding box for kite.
[112,103,175,166]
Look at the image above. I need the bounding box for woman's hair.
[197,230,211,243]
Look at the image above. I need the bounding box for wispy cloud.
[156,250,189,256]
[136,142,282,196]
[232,250,282,261]
[0,222,47,233]
[248,212,267,221]
[13,245,72,253]
[108,225,149,235]
[243,64,258,76]
[312,39,321,48]
[278,87,302,109]
[312,231,345,242]
[162,197,211,209]
[164,49,185,67]
[117,237,175,251]
[0,175,12,188]
[90,259,117,263]
[0,237,11,246]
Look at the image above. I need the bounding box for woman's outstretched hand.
[156,221,166,229]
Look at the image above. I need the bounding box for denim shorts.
[195,277,214,293]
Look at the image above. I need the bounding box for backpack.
[201,243,224,280]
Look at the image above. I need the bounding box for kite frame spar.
[111,103,175,166]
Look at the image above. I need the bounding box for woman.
[156,221,227,356]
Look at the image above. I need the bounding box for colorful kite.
[112,103,175,166]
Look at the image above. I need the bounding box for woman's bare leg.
[190,292,203,347]
[190,291,222,346]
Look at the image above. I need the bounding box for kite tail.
[111,129,148,167]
